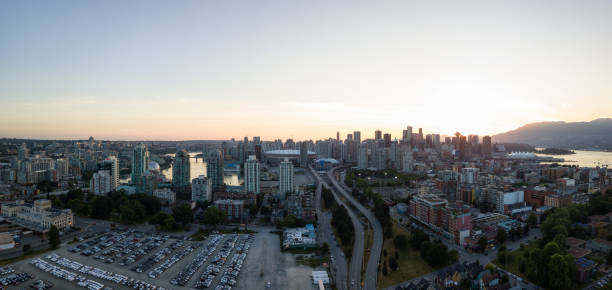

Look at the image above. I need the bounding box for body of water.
[536,149,612,167]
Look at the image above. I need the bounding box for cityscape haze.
[1,1,612,140]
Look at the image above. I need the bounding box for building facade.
[91,170,112,195]
[101,156,119,191]
[1,199,73,232]
[206,149,225,191]
[131,144,149,183]
[244,155,260,193]
[279,158,294,199]
[153,188,176,204]
[172,150,191,193]
[192,175,212,202]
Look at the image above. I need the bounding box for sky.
[1,0,611,141]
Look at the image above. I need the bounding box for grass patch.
[191,228,212,241]
[295,255,330,268]
[377,222,434,289]
[363,227,373,275]
[282,246,321,254]
[219,228,257,234]
[329,224,353,261]
[0,247,54,266]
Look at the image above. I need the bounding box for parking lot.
[234,228,318,290]
[6,227,321,290]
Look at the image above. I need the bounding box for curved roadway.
[310,166,364,290]
[313,180,349,290]
[328,167,384,290]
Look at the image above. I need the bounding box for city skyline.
[1,0,612,140]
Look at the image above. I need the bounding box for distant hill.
[492,118,612,151]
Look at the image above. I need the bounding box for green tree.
[321,242,329,253]
[120,206,136,224]
[393,234,408,250]
[389,257,398,271]
[172,204,193,226]
[410,228,429,250]
[64,188,84,202]
[133,193,162,216]
[149,212,170,225]
[124,199,146,222]
[67,199,89,216]
[547,254,572,290]
[497,249,507,266]
[90,196,113,219]
[449,250,459,263]
[425,241,449,267]
[541,210,570,243]
[496,228,507,244]
[163,215,177,230]
[478,236,488,252]
[283,214,298,228]
[202,206,226,228]
[49,225,60,248]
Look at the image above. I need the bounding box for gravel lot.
[235,228,317,290]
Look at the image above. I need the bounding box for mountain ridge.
[493,118,612,151]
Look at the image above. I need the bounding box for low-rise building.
[213,199,247,223]
[213,192,256,206]
[283,224,316,249]
[576,257,597,283]
[409,194,448,229]
[544,193,572,208]
[0,232,15,250]
[90,170,112,195]
[152,188,176,204]
[191,175,212,202]
[1,199,73,232]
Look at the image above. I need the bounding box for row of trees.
[344,171,394,239]
[322,186,355,248]
[331,205,355,247]
[50,189,164,224]
[373,198,393,239]
[149,204,195,230]
[541,190,612,244]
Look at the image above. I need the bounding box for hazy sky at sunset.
[1,0,611,141]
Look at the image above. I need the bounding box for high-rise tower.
[172,150,191,193]
[279,158,294,199]
[206,149,225,191]
[244,155,260,193]
[131,144,149,183]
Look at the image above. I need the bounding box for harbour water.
[536,149,612,168]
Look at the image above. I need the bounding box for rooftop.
[568,247,591,259]
[264,149,315,156]
[566,237,586,248]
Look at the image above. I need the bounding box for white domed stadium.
[508,152,537,159]
[148,161,161,171]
